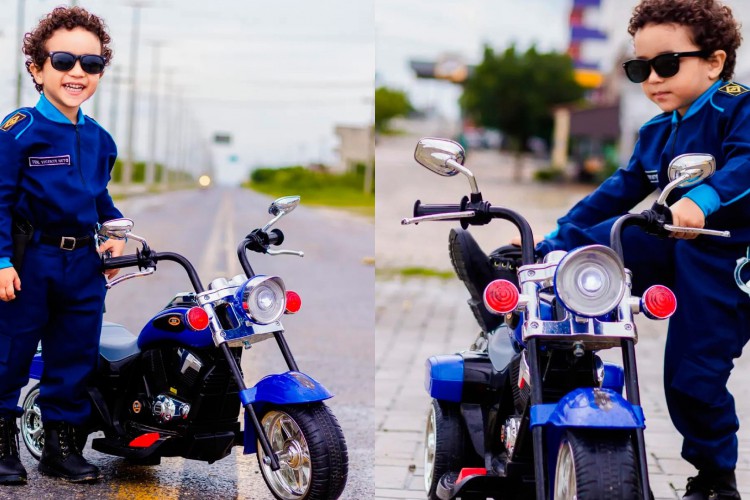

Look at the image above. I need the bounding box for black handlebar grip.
[102,254,140,270]
[413,200,462,217]
[268,228,285,246]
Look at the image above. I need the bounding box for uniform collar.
[35,93,85,125]
[672,80,724,124]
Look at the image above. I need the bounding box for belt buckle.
[60,236,76,251]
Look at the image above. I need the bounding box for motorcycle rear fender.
[530,387,644,429]
[240,371,332,454]
[425,355,463,403]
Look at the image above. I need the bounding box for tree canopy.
[460,45,584,151]
[375,86,412,132]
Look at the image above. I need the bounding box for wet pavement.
[374,126,750,499]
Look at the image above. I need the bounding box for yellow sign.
[719,83,749,96]
[1,112,27,132]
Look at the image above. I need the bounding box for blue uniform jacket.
[0,94,122,268]
[544,80,750,249]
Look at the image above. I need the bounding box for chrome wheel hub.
[554,440,577,500]
[258,410,311,500]
[424,405,437,492]
[21,387,44,460]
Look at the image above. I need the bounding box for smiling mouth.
[63,83,85,93]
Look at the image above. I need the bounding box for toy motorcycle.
[402,138,727,499]
[20,196,348,500]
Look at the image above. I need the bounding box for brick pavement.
[374,127,750,499]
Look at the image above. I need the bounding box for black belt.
[39,233,92,251]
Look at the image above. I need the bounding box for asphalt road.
[7,186,374,499]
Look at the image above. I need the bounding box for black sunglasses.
[46,51,106,75]
[622,50,711,83]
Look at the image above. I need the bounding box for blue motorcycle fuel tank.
[138,306,213,350]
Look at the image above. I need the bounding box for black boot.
[683,469,741,500]
[38,422,100,482]
[0,417,26,484]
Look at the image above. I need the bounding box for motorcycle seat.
[100,322,140,362]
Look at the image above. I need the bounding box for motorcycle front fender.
[530,387,645,429]
[240,371,333,454]
[29,353,42,381]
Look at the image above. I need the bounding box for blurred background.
[0,0,374,200]
[376,0,750,184]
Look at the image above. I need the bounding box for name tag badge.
[28,155,71,167]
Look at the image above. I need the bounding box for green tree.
[375,86,412,133]
[460,46,584,179]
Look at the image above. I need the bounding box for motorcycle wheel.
[424,399,470,500]
[553,429,641,500]
[257,403,348,500]
[20,383,43,460]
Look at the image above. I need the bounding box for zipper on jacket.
[75,124,88,189]
[670,120,681,160]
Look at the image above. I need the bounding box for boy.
[0,7,125,484]
[536,1,747,498]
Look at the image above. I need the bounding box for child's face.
[633,23,723,116]
[30,27,103,123]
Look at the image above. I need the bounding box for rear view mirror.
[667,153,715,187]
[414,138,465,176]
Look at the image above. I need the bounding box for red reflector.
[483,279,519,314]
[129,432,160,448]
[456,467,487,484]
[641,285,677,319]
[285,290,302,314]
[186,307,210,331]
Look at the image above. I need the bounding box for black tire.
[257,403,348,500]
[553,429,641,500]
[424,399,471,500]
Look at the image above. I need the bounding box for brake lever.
[105,267,155,289]
[663,224,731,238]
[266,249,304,257]
[401,210,476,225]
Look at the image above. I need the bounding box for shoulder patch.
[0,112,28,132]
[718,82,749,97]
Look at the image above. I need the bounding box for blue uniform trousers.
[540,218,750,471]
[0,241,105,425]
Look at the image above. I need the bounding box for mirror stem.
[655,169,699,206]
[447,159,480,194]
[262,213,284,232]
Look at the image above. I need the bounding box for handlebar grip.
[268,228,285,246]
[413,200,462,217]
[102,254,140,270]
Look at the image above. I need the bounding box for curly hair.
[628,0,742,81]
[22,6,113,93]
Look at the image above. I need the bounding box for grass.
[245,165,375,217]
[377,266,455,280]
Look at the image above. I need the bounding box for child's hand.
[669,197,705,240]
[98,239,127,279]
[0,267,21,301]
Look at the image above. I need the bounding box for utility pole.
[145,40,164,187]
[15,0,25,108]
[122,1,152,187]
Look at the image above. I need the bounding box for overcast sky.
[0,0,374,184]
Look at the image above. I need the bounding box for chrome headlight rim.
[553,245,626,318]
[235,275,287,325]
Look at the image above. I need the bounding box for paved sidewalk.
[374,127,750,499]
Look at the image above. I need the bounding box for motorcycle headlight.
[235,276,286,324]
[554,245,626,317]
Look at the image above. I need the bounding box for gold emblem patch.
[132,400,142,414]
[0,112,27,132]
[718,83,749,96]
[168,317,181,327]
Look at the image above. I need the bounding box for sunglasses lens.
[80,55,105,74]
[624,60,650,83]
[50,52,76,72]
[653,55,680,79]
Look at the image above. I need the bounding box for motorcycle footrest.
[91,435,168,459]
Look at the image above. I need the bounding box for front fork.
[219,334,299,472]
[528,338,650,500]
